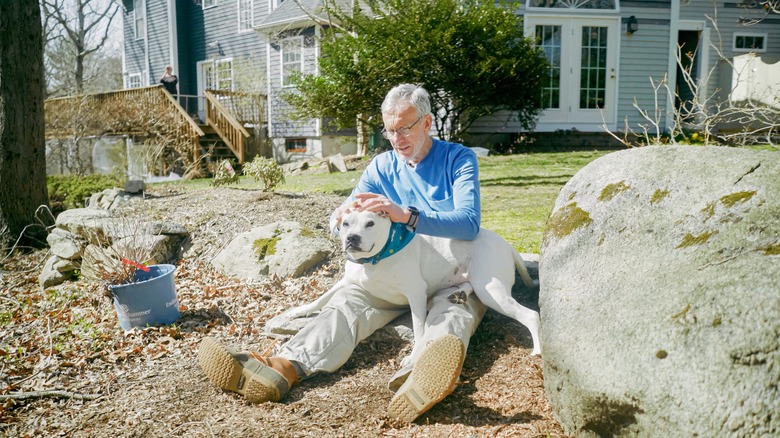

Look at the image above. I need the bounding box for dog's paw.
[448,290,468,304]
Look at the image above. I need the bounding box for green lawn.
[477,151,611,253]
[157,150,613,253]
[280,150,613,253]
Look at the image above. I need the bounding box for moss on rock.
[720,191,756,208]
[253,237,279,260]
[676,231,718,248]
[599,181,630,202]
[758,243,780,255]
[650,189,670,205]
[546,202,593,239]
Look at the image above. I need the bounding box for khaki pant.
[276,283,487,390]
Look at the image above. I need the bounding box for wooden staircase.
[44,86,266,176]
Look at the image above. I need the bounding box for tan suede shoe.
[198,337,298,403]
[387,334,465,422]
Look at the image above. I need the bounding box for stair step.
[198,124,217,135]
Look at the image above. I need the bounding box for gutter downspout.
[665,0,681,133]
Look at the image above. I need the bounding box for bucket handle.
[121,258,150,272]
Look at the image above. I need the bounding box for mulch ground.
[0,185,568,437]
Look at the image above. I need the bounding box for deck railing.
[45,85,204,137]
[45,86,266,167]
[45,86,205,164]
[207,89,265,125]
[204,90,254,163]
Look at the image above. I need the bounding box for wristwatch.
[406,206,419,230]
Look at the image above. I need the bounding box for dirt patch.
[0,185,567,437]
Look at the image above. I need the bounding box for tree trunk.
[0,0,50,249]
[356,114,369,156]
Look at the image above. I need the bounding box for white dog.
[284,210,541,362]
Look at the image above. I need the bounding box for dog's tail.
[512,250,538,289]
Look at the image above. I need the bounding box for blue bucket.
[109,264,180,330]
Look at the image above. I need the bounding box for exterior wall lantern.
[627,16,639,34]
[208,40,224,56]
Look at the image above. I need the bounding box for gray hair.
[381,84,431,117]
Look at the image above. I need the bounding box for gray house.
[121,0,780,156]
[468,0,780,139]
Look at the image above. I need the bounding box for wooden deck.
[44,86,266,169]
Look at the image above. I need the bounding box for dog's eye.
[342,221,349,227]
[366,220,374,227]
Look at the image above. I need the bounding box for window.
[281,37,303,87]
[203,0,217,8]
[733,33,767,53]
[238,0,253,31]
[204,59,234,90]
[272,0,285,9]
[285,138,307,152]
[536,25,562,109]
[127,73,143,89]
[579,26,607,109]
[133,0,145,40]
[527,0,616,10]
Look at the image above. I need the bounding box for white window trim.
[133,0,146,40]
[204,58,235,91]
[281,36,304,88]
[271,0,284,11]
[203,0,217,9]
[733,32,767,53]
[127,73,143,89]
[238,0,254,33]
[525,0,620,13]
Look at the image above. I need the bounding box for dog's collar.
[349,222,415,265]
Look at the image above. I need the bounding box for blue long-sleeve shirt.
[341,138,481,241]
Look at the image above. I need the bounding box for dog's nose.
[345,234,361,247]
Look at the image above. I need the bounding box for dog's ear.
[328,210,341,239]
[328,213,341,238]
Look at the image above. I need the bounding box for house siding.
[122,0,147,85]
[268,27,318,138]
[682,0,780,107]
[617,21,672,131]
[146,1,170,88]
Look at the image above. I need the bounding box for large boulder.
[539,146,779,436]
[39,208,188,288]
[211,221,333,280]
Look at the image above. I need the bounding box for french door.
[526,17,619,130]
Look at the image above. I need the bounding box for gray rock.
[124,180,146,194]
[539,146,780,437]
[281,161,309,173]
[42,208,188,287]
[148,221,188,236]
[328,153,348,173]
[211,221,333,280]
[86,188,132,210]
[55,208,113,240]
[39,256,79,288]
[46,227,84,260]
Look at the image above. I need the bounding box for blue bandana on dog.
[350,222,415,265]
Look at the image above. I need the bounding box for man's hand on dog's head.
[330,200,363,236]
[331,194,413,236]
[354,193,411,225]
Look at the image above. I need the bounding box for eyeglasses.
[381,115,423,140]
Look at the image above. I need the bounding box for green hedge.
[47,174,126,210]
